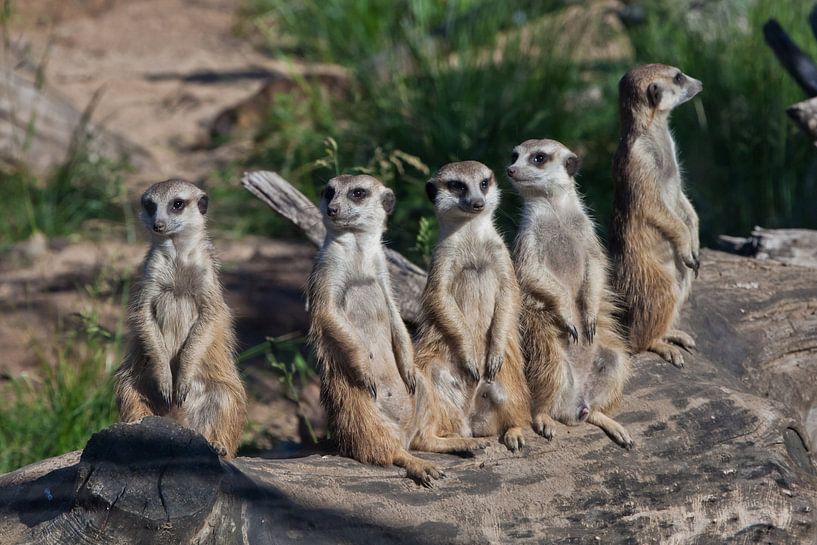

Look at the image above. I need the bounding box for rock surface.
[1,250,817,544]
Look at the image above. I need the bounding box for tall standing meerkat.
[609,64,703,367]
[115,179,247,458]
[413,161,531,451]
[309,174,486,487]
[507,139,632,448]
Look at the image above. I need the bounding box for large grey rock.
[1,250,816,544]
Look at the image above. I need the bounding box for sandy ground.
[1,0,322,448]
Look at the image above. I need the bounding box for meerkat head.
[620,64,702,115]
[506,139,578,199]
[319,174,395,234]
[140,179,208,238]
[425,161,499,221]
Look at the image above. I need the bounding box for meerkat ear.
[647,82,662,108]
[381,188,395,215]
[565,155,580,177]
[425,181,438,203]
[197,194,209,215]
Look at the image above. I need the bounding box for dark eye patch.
[511,152,519,163]
[530,152,550,166]
[349,187,369,201]
[674,72,684,84]
[142,198,157,215]
[323,185,336,201]
[446,180,467,193]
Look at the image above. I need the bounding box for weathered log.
[718,227,817,268]
[241,170,427,323]
[0,68,153,175]
[2,249,817,544]
[787,96,817,143]
[763,19,817,97]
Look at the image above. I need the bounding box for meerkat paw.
[173,379,191,407]
[533,413,557,440]
[403,458,445,488]
[208,440,229,457]
[682,253,700,278]
[587,411,634,450]
[664,329,696,351]
[582,315,597,345]
[460,357,481,384]
[648,341,685,368]
[401,367,417,395]
[485,352,504,382]
[502,427,526,452]
[156,371,173,408]
[360,373,378,400]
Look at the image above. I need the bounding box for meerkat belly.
[452,265,497,354]
[341,280,410,422]
[541,233,586,299]
[153,289,198,359]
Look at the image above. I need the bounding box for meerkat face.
[425,161,499,220]
[319,174,395,233]
[622,64,703,114]
[140,179,208,237]
[505,139,578,198]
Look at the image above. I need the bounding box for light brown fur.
[609,64,703,367]
[508,139,632,448]
[308,175,485,487]
[115,179,247,458]
[414,161,531,451]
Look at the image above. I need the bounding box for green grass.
[0,311,122,474]
[239,0,817,249]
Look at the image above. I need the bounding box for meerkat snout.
[140,179,207,238]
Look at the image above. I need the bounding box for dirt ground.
[1,0,323,448]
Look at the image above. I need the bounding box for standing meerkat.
[115,179,247,458]
[413,161,531,451]
[507,139,632,448]
[309,174,485,487]
[609,64,703,367]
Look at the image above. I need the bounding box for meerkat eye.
[480,177,490,190]
[674,72,684,85]
[532,153,549,164]
[447,180,466,193]
[349,187,369,201]
[511,152,519,163]
[172,199,186,211]
[142,199,157,215]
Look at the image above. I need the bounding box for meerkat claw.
[485,354,503,382]
[566,324,579,344]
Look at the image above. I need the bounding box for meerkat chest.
[450,241,503,331]
[152,263,203,356]
[532,215,588,291]
[339,273,389,334]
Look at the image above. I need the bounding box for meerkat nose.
[506,167,516,177]
[153,220,166,232]
[327,206,338,217]
[471,198,485,211]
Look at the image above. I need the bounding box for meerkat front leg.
[518,269,579,344]
[176,293,219,405]
[579,247,605,345]
[426,261,480,383]
[314,296,378,398]
[135,288,172,406]
[643,204,698,276]
[587,410,634,449]
[485,258,517,381]
[378,272,417,394]
[678,194,700,271]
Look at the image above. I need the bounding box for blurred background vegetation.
[3,0,817,473]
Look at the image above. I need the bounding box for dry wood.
[787,96,817,143]
[241,170,427,323]
[718,226,817,268]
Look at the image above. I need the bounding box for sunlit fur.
[508,139,632,448]
[309,174,486,487]
[414,161,531,451]
[115,179,247,458]
[609,64,703,367]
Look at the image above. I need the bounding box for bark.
[2,249,817,544]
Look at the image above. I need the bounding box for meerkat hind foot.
[664,329,696,350]
[587,411,634,450]
[395,452,444,488]
[533,413,558,440]
[502,427,526,452]
[208,440,229,457]
[648,340,685,368]
[414,435,489,454]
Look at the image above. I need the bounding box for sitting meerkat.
[115,179,247,458]
[309,174,485,487]
[413,161,531,451]
[507,139,632,448]
[609,64,703,367]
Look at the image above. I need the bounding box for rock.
[1,250,816,543]
[718,227,817,268]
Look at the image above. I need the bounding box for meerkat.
[115,179,247,458]
[413,161,531,451]
[309,174,486,487]
[507,139,632,448]
[609,64,703,367]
